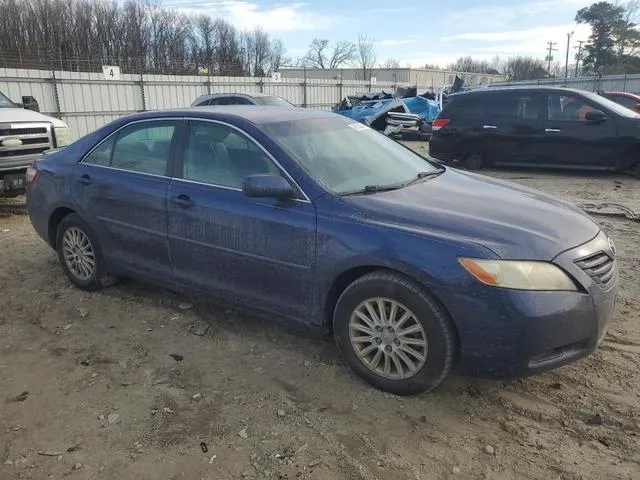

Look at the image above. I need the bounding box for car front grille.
[575,251,617,289]
[0,122,54,161]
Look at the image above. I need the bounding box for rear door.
[76,119,180,279]
[537,92,618,168]
[482,91,546,166]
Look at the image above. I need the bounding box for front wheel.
[333,271,456,395]
[56,213,116,291]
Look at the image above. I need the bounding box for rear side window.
[83,121,177,176]
[486,93,541,120]
[442,95,485,117]
[209,97,229,106]
[226,96,254,105]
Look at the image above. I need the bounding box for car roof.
[196,92,279,99]
[451,85,593,97]
[122,106,337,126]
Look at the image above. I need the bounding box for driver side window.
[182,121,281,189]
[548,94,597,122]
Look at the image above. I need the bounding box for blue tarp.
[402,96,440,121]
[333,96,439,124]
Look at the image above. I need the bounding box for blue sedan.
[26,107,618,394]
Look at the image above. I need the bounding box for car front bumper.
[451,230,618,379]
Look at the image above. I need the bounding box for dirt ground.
[2,142,640,480]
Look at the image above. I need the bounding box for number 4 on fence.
[102,65,121,81]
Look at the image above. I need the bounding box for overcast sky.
[166,0,593,67]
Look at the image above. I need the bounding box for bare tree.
[503,56,547,81]
[329,40,355,68]
[0,0,287,75]
[303,38,329,68]
[269,38,289,72]
[244,27,271,76]
[303,39,355,69]
[383,58,401,68]
[356,34,377,80]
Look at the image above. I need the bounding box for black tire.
[56,213,116,291]
[333,271,456,395]
[464,152,483,170]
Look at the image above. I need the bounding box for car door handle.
[173,194,195,208]
[483,125,498,129]
[79,174,91,185]
[545,128,562,133]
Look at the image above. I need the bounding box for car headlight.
[458,258,578,291]
[54,126,71,147]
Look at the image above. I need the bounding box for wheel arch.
[48,206,77,249]
[323,263,461,363]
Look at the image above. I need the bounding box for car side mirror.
[585,109,606,123]
[242,174,295,200]
[21,96,40,112]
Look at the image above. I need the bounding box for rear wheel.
[464,151,484,170]
[56,213,116,291]
[333,271,456,395]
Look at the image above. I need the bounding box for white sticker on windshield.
[347,122,370,131]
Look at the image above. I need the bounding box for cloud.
[375,39,417,46]
[167,1,336,32]
[439,24,591,61]
[445,0,587,29]
[443,25,590,43]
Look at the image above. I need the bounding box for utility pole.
[565,31,574,85]
[545,40,557,76]
[574,40,585,77]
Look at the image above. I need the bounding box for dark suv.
[429,86,640,172]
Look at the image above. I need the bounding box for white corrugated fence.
[0,67,411,140]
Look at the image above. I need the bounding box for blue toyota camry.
[26,107,618,394]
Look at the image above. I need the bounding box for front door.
[537,92,618,169]
[74,119,180,279]
[167,120,317,320]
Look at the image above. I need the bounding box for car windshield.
[0,91,15,108]
[582,90,640,118]
[263,118,441,194]
[255,96,294,107]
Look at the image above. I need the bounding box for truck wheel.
[55,213,116,291]
[333,271,456,395]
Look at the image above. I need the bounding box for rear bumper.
[452,231,617,379]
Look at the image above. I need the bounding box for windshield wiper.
[402,169,445,187]
[339,169,445,197]
[339,184,403,196]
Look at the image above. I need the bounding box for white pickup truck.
[0,91,71,197]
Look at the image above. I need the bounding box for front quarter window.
[0,91,15,108]
[263,118,441,194]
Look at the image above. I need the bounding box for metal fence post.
[302,66,307,108]
[139,71,146,111]
[50,69,62,119]
[207,67,212,94]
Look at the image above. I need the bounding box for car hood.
[0,107,67,127]
[348,169,600,260]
